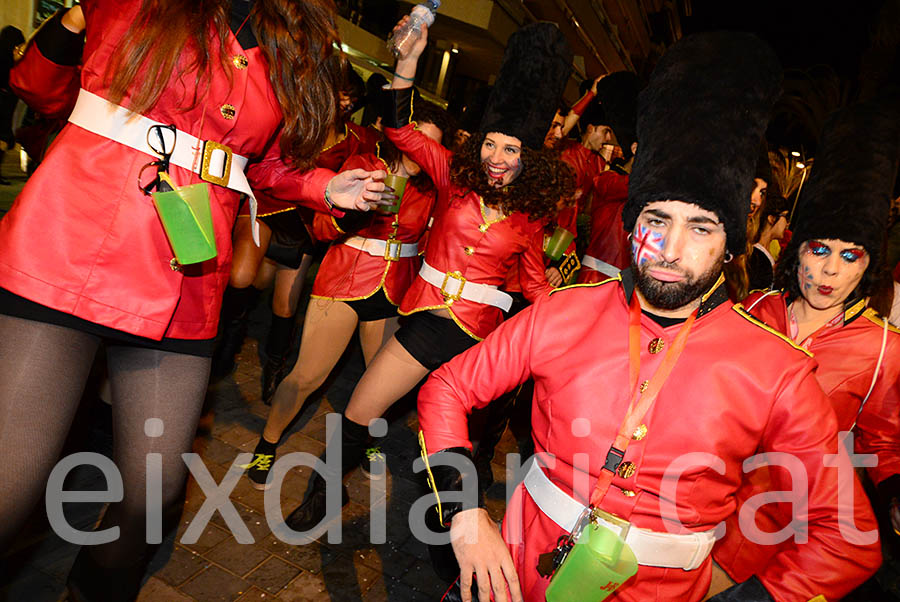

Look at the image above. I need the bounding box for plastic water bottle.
[387,0,440,58]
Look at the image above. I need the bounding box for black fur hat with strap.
[479,22,573,150]
[623,32,782,255]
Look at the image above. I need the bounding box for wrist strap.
[393,72,415,82]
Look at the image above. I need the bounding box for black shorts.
[394,311,478,371]
[0,288,215,357]
[260,209,316,269]
[343,288,399,322]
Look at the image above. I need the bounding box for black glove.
[382,87,415,130]
[422,447,484,583]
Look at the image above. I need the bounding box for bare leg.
[229,216,272,289]
[358,315,400,365]
[262,299,360,443]
[254,258,278,291]
[344,336,430,426]
[272,254,314,318]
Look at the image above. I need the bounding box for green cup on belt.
[152,182,218,265]
[545,522,638,602]
[545,226,575,261]
[380,173,408,214]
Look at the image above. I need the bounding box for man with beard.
[416,32,880,602]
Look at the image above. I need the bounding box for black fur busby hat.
[623,32,782,255]
[479,23,573,150]
[791,94,900,259]
[594,71,640,158]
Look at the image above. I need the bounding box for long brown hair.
[105,0,339,170]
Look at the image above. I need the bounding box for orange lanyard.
[589,292,697,508]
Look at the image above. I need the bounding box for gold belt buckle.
[384,239,402,261]
[200,140,233,187]
[591,507,631,541]
[440,271,466,301]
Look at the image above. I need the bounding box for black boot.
[210,286,261,381]
[262,314,295,403]
[284,415,370,532]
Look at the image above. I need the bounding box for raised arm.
[560,75,604,137]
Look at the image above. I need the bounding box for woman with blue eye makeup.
[711,95,900,593]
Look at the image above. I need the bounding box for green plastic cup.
[152,182,217,265]
[380,173,408,214]
[545,523,638,602]
[545,227,575,261]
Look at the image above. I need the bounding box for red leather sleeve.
[246,138,333,213]
[756,363,881,600]
[9,44,80,119]
[417,300,542,453]
[519,225,554,303]
[384,123,452,191]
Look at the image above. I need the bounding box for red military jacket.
[385,123,551,340]
[417,271,880,601]
[1,0,337,340]
[579,169,631,284]
[310,153,437,304]
[714,291,900,587]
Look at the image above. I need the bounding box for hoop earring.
[724,252,734,264]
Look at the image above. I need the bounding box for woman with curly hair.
[0,1,387,599]
[283,19,575,533]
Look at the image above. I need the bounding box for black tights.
[0,315,210,568]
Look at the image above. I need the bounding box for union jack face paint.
[632,223,666,267]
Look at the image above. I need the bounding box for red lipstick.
[817,285,833,295]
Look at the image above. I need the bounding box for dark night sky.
[683,0,878,76]
[682,0,896,150]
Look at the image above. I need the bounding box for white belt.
[343,236,419,261]
[68,89,260,244]
[419,261,513,312]
[581,255,620,278]
[522,460,715,571]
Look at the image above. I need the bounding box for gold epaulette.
[862,307,900,334]
[732,303,813,358]
[549,272,622,297]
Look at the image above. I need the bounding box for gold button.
[220,104,236,120]
[632,424,648,441]
[620,489,636,497]
[648,338,665,354]
[232,54,248,69]
[478,224,489,233]
[169,258,182,272]
[464,246,474,255]
[616,461,636,479]
[639,380,649,393]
